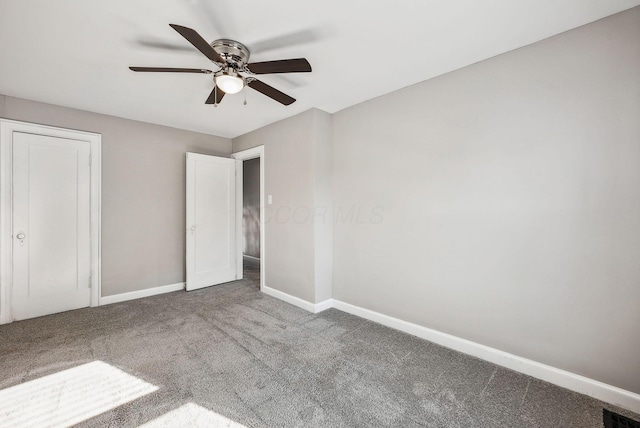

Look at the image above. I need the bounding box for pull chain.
[243,89,247,106]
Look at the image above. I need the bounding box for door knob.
[16,232,25,240]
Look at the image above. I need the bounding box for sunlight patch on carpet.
[0,361,158,427]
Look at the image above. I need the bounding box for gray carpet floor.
[0,270,638,427]
[243,256,261,286]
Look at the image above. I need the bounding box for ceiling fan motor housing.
[210,39,250,70]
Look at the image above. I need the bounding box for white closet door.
[186,153,237,291]
[12,132,91,320]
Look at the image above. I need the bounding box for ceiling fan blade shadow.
[249,28,322,55]
[247,58,311,74]
[134,38,195,52]
[129,67,213,73]
[247,80,295,105]
[265,74,303,89]
[205,86,226,104]
[169,24,224,63]
[192,0,235,38]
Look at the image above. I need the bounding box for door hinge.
[88,276,92,288]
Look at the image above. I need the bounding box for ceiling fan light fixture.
[215,72,244,94]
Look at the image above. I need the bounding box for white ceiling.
[1,0,638,138]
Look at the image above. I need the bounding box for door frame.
[0,119,102,324]
[231,146,265,291]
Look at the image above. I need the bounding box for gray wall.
[332,7,640,394]
[233,108,333,303]
[243,157,260,258]
[0,95,232,297]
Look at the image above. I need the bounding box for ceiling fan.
[130,24,312,106]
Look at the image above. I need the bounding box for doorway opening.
[242,157,261,288]
[232,146,265,291]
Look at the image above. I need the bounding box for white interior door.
[12,132,91,320]
[186,153,237,291]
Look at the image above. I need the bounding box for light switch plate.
[268,195,273,205]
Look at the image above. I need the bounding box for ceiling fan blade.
[247,58,312,74]
[169,24,224,63]
[247,80,296,105]
[205,86,226,104]
[129,67,212,74]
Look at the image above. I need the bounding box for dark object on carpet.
[604,409,640,428]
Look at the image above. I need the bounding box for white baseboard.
[331,299,640,413]
[261,286,332,314]
[315,298,334,313]
[242,255,260,262]
[100,282,185,306]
